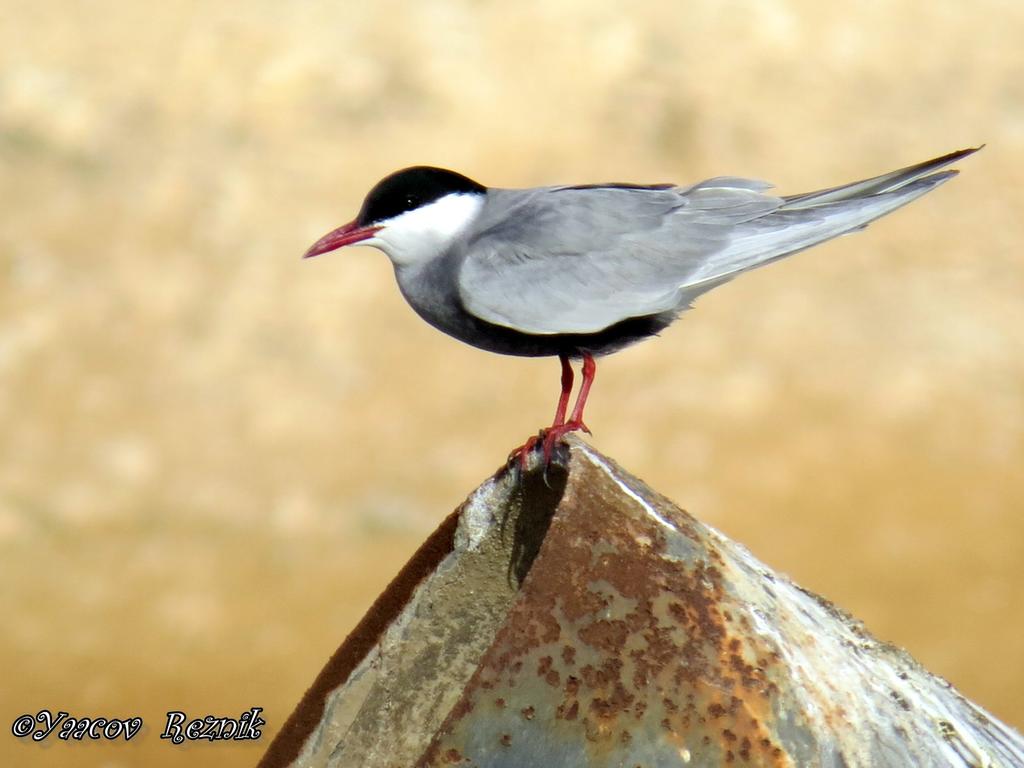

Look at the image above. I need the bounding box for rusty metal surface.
[262,438,1024,768]
[415,441,1024,768]
[263,455,566,768]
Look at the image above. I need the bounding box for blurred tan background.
[2,1,1022,765]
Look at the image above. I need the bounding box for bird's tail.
[781,146,982,209]
[681,146,982,294]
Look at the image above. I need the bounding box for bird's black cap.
[356,166,486,226]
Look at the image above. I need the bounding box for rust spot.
[589,683,636,719]
[443,748,463,764]
[562,645,577,665]
[537,656,553,677]
[445,695,475,725]
[545,670,560,687]
[565,675,580,695]
[708,702,727,719]
[500,734,511,747]
[579,658,626,690]
[579,618,630,651]
[620,729,632,744]
[521,706,535,721]
[559,700,579,721]
[725,749,735,763]
[494,697,506,708]
[740,736,752,761]
[723,728,738,743]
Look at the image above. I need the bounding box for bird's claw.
[509,421,591,476]
[508,431,543,472]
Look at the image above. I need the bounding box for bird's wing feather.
[457,183,782,334]
[457,151,976,335]
[781,146,980,208]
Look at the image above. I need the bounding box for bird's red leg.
[571,353,596,429]
[540,353,596,462]
[552,353,574,427]
[510,354,574,469]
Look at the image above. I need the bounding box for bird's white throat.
[365,192,485,267]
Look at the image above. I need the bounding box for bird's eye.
[405,194,417,207]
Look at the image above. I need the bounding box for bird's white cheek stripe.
[372,193,485,267]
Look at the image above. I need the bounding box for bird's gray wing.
[456,180,782,334]
[457,149,976,335]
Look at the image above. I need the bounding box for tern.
[304,147,979,465]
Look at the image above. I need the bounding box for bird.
[303,147,980,467]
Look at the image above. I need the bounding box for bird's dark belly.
[426,301,676,358]
[395,262,677,358]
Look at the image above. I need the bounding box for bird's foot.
[508,420,591,473]
[508,433,543,472]
[539,420,591,463]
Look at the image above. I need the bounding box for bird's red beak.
[302,221,382,259]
